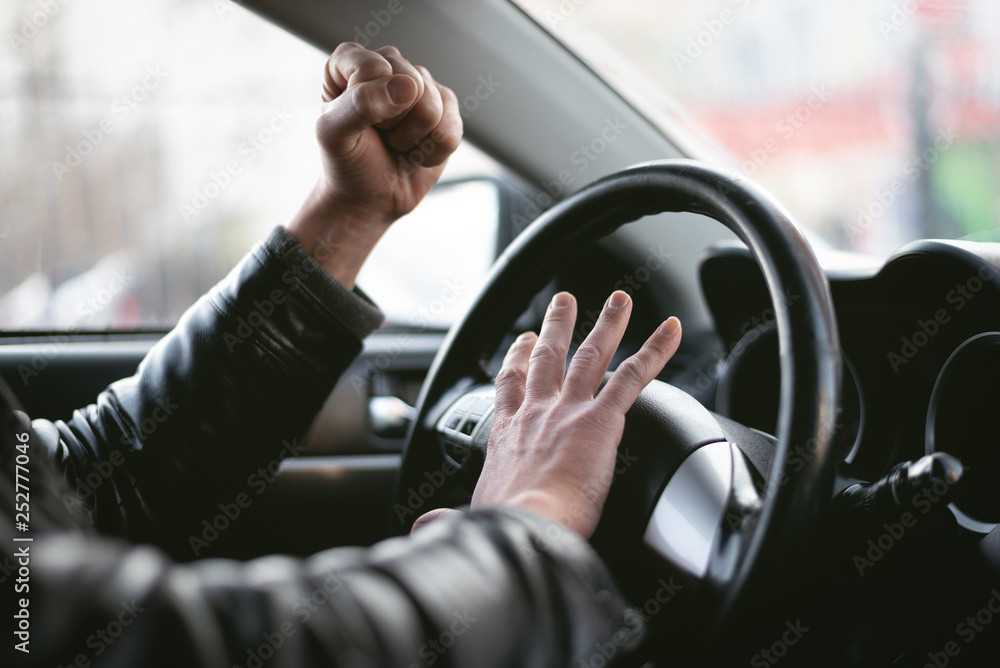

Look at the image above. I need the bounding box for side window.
[1,0,502,333]
[358,179,501,329]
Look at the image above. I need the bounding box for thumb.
[410,508,462,534]
[319,74,418,154]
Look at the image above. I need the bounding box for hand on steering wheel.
[475,290,681,538]
[414,290,681,538]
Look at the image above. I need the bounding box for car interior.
[2,0,999,666]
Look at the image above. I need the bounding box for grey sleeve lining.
[263,225,385,341]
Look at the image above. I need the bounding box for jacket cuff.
[470,506,646,655]
[262,225,384,341]
[405,505,645,665]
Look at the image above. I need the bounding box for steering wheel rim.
[393,159,841,636]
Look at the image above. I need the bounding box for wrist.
[504,489,593,538]
[286,182,393,289]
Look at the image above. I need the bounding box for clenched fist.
[288,43,463,288]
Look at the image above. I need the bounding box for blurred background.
[518,0,1000,252]
[3,0,999,331]
[0,0,499,332]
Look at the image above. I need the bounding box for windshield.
[514,0,1000,255]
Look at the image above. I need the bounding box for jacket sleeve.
[12,506,642,668]
[6,226,645,667]
[30,226,384,554]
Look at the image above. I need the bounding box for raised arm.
[30,43,461,552]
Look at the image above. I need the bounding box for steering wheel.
[392,159,841,648]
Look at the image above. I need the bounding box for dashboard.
[700,240,1000,536]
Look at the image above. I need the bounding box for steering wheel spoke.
[645,441,762,581]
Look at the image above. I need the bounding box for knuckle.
[377,45,401,58]
[577,408,611,432]
[349,86,377,118]
[513,401,544,424]
[602,306,629,326]
[543,309,572,329]
[430,122,463,152]
[334,42,362,56]
[570,344,602,368]
[495,365,527,389]
[528,341,561,362]
[355,59,392,83]
[615,357,648,386]
[315,115,337,147]
[438,83,459,105]
[409,95,444,128]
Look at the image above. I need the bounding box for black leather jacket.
[1,227,641,667]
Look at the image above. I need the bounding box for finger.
[493,331,538,423]
[524,292,578,399]
[317,73,419,154]
[563,290,634,400]
[418,81,464,168]
[598,317,682,414]
[383,65,445,152]
[411,508,461,534]
[323,42,393,101]
[373,46,427,130]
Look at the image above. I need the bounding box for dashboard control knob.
[837,452,964,518]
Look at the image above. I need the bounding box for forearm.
[286,181,394,291]
[33,227,383,554]
[15,508,641,668]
